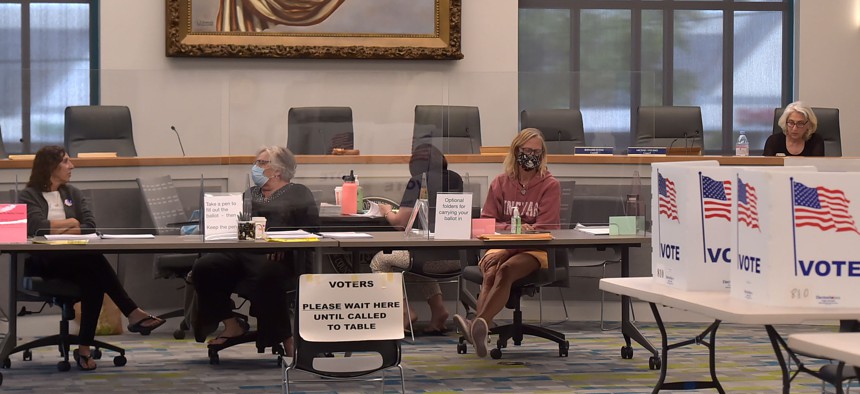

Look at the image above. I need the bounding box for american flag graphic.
[658,173,678,221]
[702,175,732,221]
[737,178,760,230]
[793,181,860,234]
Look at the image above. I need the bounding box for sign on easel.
[0,204,26,243]
[203,193,242,240]
[434,192,473,240]
[298,273,404,342]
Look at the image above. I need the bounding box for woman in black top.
[18,146,164,371]
[191,145,319,356]
[763,101,825,157]
[373,144,463,334]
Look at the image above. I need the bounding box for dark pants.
[28,253,138,346]
[191,252,295,347]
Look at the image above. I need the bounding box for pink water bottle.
[341,170,358,215]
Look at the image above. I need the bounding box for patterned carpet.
[0,320,849,393]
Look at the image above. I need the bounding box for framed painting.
[166,0,463,60]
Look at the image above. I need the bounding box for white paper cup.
[334,186,343,205]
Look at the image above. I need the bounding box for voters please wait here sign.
[298,273,404,342]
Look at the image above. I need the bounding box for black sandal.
[127,315,166,336]
[73,349,97,371]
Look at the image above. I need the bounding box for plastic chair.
[64,105,138,157]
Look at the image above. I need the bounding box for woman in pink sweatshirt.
[454,128,561,357]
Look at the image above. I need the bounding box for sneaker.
[453,314,473,344]
[471,317,489,358]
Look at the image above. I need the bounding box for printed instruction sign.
[203,193,242,240]
[433,192,473,240]
[298,273,404,342]
[0,204,27,243]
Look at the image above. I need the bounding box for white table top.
[789,333,860,366]
[600,277,860,325]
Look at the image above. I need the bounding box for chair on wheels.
[412,105,482,154]
[7,255,127,372]
[136,175,199,339]
[634,106,704,150]
[772,107,842,157]
[64,105,138,157]
[520,109,586,154]
[287,106,354,155]
[458,249,570,359]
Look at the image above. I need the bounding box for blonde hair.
[503,128,548,178]
[778,101,818,141]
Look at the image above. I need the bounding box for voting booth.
[651,161,734,291]
[731,168,860,308]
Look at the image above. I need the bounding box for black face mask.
[516,152,541,171]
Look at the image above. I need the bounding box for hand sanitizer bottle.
[511,206,522,234]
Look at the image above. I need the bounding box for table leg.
[649,302,725,393]
[619,247,658,361]
[764,324,817,394]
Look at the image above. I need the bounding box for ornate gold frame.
[165,0,463,60]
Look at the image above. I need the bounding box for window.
[0,0,96,154]
[519,0,792,154]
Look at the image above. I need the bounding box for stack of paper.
[266,230,321,239]
[319,232,373,239]
[44,233,101,240]
[349,201,382,217]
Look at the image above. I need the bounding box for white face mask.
[251,165,268,187]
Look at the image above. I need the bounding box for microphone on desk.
[682,131,689,150]
[171,126,186,156]
[668,136,682,151]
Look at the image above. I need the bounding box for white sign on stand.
[433,192,473,240]
[298,273,404,342]
[731,168,860,307]
[203,193,242,240]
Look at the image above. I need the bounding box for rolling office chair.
[772,107,842,157]
[136,175,199,339]
[520,109,586,154]
[287,106,354,155]
[7,256,127,372]
[634,106,704,150]
[412,105,482,154]
[64,105,138,157]
[458,249,570,359]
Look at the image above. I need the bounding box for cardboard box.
[651,161,734,291]
[731,168,860,307]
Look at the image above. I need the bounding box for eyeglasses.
[254,159,270,166]
[519,148,543,156]
[786,120,808,128]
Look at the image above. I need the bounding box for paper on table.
[44,233,100,240]
[101,234,156,239]
[574,223,610,235]
[348,201,382,217]
[319,232,373,239]
[266,230,321,239]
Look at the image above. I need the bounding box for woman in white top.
[18,146,165,371]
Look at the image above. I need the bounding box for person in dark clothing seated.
[18,146,164,371]
[763,101,825,157]
[191,145,319,357]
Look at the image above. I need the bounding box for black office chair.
[64,105,138,157]
[412,105,482,154]
[136,175,199,339]
[634,106,704,150]
[0,124,8,158]
[459,249,570,359]
[7,256,127,372]
[772,107,841,157]
[520,109,586,154]
[287,106,354,155]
